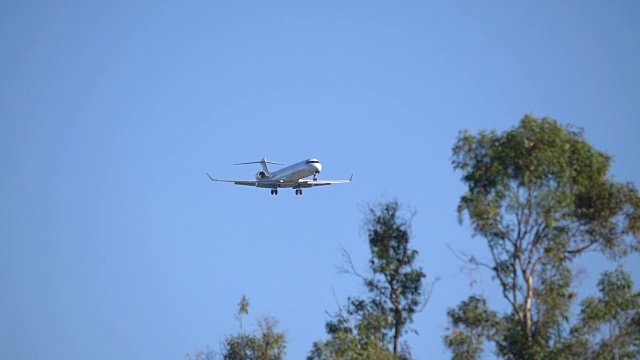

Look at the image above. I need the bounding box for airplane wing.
[206,173,353,189]
[297,174,353,188]
[206,173,258,187]
[206,173,298,188]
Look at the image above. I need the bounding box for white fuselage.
[266,158,322,183]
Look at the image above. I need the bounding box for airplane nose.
[315,163,322,173]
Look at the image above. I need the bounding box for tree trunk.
[393,307,402,355]
[524,274,534,338]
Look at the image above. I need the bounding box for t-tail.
[235,158,284,179]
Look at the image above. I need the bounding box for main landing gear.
[270,188,303,196]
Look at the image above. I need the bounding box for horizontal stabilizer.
[234,158,283,173]
[234,158,284,166]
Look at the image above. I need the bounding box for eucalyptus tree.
[445,116,640,359]
[310,200,428,359]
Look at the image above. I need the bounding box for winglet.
[349,174,353,182]
[206,172,215,181]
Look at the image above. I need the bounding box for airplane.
[206,158,352,195]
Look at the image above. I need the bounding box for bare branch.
[337,246,367,282]
[447,244,494,272]
[418,276,440,313]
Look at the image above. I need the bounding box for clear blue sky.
[2,1,639,359]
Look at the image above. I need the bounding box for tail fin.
[235,158,284,173]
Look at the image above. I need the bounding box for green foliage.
[309,200,426,359]
[239,295,250,317]
[447,115,640,359]
[452,115,639,258]
[307,294,398,360]
[185,347,215,360]
[572,267,640,359]
[307,318,395,360]
[237,295,250,334]
[222,296,286,360]
[222,316,286,360]
[444,295,499,360]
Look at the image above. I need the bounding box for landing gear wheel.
[270,189,274,195]
[274,189,278,195]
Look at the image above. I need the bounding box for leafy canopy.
[447,115,640,359]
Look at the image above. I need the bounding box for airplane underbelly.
[273,169,312,183]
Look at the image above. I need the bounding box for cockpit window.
[306,160,320,164]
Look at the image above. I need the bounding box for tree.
[444,295,499,360]
[237,295,250,334]
[362,201,427,356]
[222,296,286,360]
[185,347,215,360]
[310,200,428,359]
[446,115,640,359]
[307,319,394,360]
[307,295,396,360]
[569,267,640,359]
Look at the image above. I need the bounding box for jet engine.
[255,171,268,180]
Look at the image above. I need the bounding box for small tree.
[310,200,429,359]
[362,201,426,355]
[223,296,286,360]
[185,347,215,360]
[237,295,250,334]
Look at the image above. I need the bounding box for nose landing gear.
[313,172,318,181]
